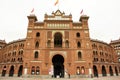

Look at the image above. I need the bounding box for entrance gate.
[52,54,64,78]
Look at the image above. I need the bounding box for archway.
[9,65,14,77]
[52,54,64,78]
[54,32,62,48]
[109,66,113,76]
[93,65,98,77]
[1,66,7,77]
[115,66,118,76]
[102,65,107,76]
[18,65,23,77]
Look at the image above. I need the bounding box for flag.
[31,8,34,13]
[54,0,59,6]
[80,9,83,14]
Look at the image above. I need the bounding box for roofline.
[90,38,110,46]
[7,38,26,45]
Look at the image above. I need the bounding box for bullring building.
[0,10,119,78]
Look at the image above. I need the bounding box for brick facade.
[0,10,119,78]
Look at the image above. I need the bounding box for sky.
[0,0,120,43]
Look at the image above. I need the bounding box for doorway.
[93,65,98,77]
[102,65,107,76]
[18,65,23,77]
[1,66,6,77]
[52,54,64,78]
[9,65,14,77]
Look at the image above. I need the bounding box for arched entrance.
[52,54,64,78]
[9,65,14,77]
[93,65,98,77]
[109,66,113,76]
[1,66,7,77]
[102,65,107,76]
[18,65,23,77]
[54,32,62,48]
[115,66,118,76]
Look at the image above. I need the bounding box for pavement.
[0,76,120,80]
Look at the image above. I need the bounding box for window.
[78,51,82,60]
[81,66,85,74]
[54,32,62,48]
[36,66,40,75]
[76,67,80,75]
[36,32,40,37]
[118,52,120,55]
[119,58,120,62]
[93,51,95,55]
[21,50,23,55]
[77,41,81,48]
[76,32,80,37]
[34,51,39,58]
[31,66,35,75]
[0,46,2,49]
[35,41,39,48]
[18,51,20,55]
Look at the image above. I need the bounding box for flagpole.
[54,0,59,9]
[80,9,83,15]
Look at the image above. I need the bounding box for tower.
[23,10,93,77]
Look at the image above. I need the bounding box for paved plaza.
[0,76,120,80]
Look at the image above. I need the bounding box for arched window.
[78,51,82,60]
[65,40,69,48]
[118,58,120,62]
[31,66,35,75]
[54,32,62,48]
[18,51,20,55]
[77,41,81,48]
[76,67,80,75]
[76,32,80,37]
[34,51,39,58]
[36,32,40,37]
[18,58,19,61]
[21,50,23,55]
[13,58,15,62]
[36,66,40,75]
[81,66,85,74]
[93,51,95,55]
[35,41,39,48]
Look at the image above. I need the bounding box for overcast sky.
[0,0,120,43]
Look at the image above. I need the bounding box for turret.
[27,14,37,27]
[79,15,89,29]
